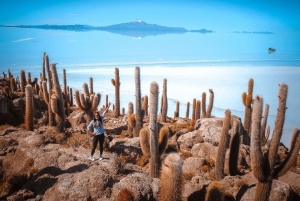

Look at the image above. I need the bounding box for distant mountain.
[1,20,214,38]
[232,31,274,34]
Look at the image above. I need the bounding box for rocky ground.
[1,77,300,201]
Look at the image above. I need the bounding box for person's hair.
[93,112,103,127]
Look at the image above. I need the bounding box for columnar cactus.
[215,109,231,181]
[134,66,143,137]
[128,102,134,136]
[62,69,70,116]
[27,72,31,86]
[242,78,254,135]
[89,77,93,95]
[174,101,179,118]
[192,98,196,120]
[185,102,190,120]
[20,70,26,92]
[229,120,240,176]
[10,77,17,93]
[201,92,207,118]
[142,95,148,116]
[161,78,168,122]
[195,100,201,120]
[207,89,214,117]
[260,104,269,146]
[250,83,300,201]
[25,84,34,131]
[50,63,65,132]
[159,153,183,201]
[149,81,160,178]
[111,68,120,117]
[74,82,100,123]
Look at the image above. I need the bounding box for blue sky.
[1,0,300,33]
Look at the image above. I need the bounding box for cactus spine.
[250,83,300,201]
[185,102,190,120]
[229,120,240,176]
[50,63,65,132]
[134,66,143,137]
[111,68,120,117]
[161,78,168,122]
[215,109,231,180]
[159,153,182,201]
[149,81,160,178]
[25,84,34,131]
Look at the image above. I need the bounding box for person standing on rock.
[87,102,111,161]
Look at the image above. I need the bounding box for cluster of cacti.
[74,80,101,123]
[111,68,121,117]
[161,78,168,122]
[202,89,214,118]
[25,84,34,131]
[250,83,300,201]
[159,153,183,201]
[242,78,254,136]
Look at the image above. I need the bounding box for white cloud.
[12,38,35,43]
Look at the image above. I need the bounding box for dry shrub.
[201,165,211,173]
[205,157,215,167]
[236,179,247,189]
[52,133,66,144]
[116,188,135,201]
[187,125,194,132]
[183,172,195,182]
[278,152,287,161]
[136,155,149,167]
[65,133,91,148]
[180,151,193,160]
[190,119,196,127]
[0,124,11,130]
[112,153,128,175]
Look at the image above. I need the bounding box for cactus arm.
[111,79,115,86]
[74,90,84,110]
[79,93,88,109]
[83,83,90,97]
[260,104,269,145]
[268,83,288,170]
[250,96,266,182]
[50,95,59,114]
[274,128,300,178]
[42,81,49,105]
[91,95,99,112]
[139,127,150,157]
[89,77,93,95]
[158,126,169,156]
[242,92,247,106]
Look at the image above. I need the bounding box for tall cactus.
[201,92,207,118]
[111,68,120,117]
[185,102,190,120]
[159,153,183,201]
[250,83,300,201]
[242,78,254,135]
[50,63,65,132]
[229,120,241,176]
[127,102,134,137]
[207,89,214,117]
[161,78,168,122]
[62,69,70,116]
[134,66,143,137]
[142,95,148,116]
[74,81,100,123]
[20,70,26,92]
[174,101,179,118]
[215,109,231,181]
[195,100,201,120]
[149,81,160,178]
[25,84,34,131]
[192,98,196,120]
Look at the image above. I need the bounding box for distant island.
[0,20,213,38]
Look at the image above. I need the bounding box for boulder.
[177,130,203,152]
